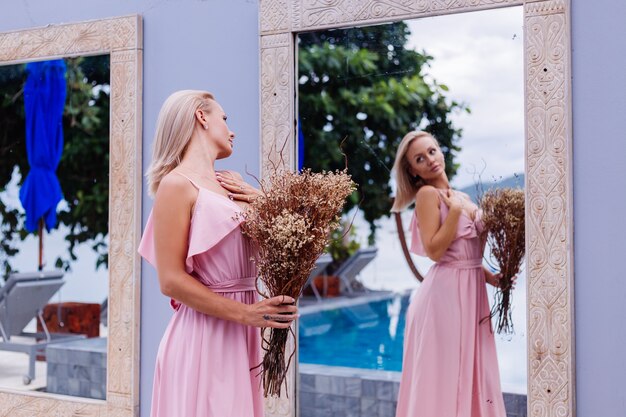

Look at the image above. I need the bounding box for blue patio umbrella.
[19,59,67,269]
[297,116,305,171]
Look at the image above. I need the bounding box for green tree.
[299,22,468,241]
[0,55,110,277]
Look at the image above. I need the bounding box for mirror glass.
[297,7,526,416]
[0,55,110,400]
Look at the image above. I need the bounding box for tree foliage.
[298,22,468,241]
[0,55,110,276]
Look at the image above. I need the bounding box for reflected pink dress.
[138,176,263,417]
[396,194,506,417]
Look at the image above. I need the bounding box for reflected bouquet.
[480,187,525,334]
[239,168,355,397]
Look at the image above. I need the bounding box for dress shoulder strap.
[174,171,200,190]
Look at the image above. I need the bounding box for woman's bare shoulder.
[415,185,440,201]
[414,186,441,217]
[414,186,442,227]
[155,171,196,202]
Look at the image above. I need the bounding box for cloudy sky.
[406,6,524,189]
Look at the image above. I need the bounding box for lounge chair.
[342,303,379,328]
[302,253,334,301]
[299,311,333,337]
[334,247,378,295]
[100,297,108,327]
[0,270,84,384]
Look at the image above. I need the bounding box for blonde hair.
[390,131,440,212]
[146,90,215,197]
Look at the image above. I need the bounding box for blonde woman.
[138,90,297,417]
[392,131,506,417]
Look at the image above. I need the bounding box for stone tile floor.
[46,337,107,399]
[300,364,527,417]
[0,336,47,391]
[0,324,107,393]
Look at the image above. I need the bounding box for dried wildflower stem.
[239,168,356,397]
[480,188,525,334]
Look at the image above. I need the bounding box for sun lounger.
[100,297,108,327]
[334,247,378,295]
[342,303,380,328]
[303,253,334,301]
[0,270,84,384]
[299,311,333,337]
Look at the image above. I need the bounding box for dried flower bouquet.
[480,187,525,334]
[239,168,356,397]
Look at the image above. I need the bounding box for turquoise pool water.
[298,294,410,371]
[298,291,528,394]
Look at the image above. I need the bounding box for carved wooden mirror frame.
[259,1,574,417]
[0,15,142,417]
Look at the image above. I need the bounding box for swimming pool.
[298,294,410,371]
[298,291,528,394]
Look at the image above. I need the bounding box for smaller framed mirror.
[0,15,142,417]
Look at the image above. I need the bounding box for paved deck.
[0,336,48,391]
[299,289,409,315]
[0,324,107,393]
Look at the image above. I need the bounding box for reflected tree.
[299,22,468,241]
[0,56,110,277]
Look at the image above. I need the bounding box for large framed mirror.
[0,15,142,416]
[260,1,573,417]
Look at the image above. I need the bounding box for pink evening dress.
[395,192,506,417]
[138,174,263,417]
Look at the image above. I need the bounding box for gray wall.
[572,1,626,416]
[0,2,259,416]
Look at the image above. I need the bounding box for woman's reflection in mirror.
[391,130,506,417]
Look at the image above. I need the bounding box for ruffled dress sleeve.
[137,210,157,267]
[183,195,243,273]
[409,212,428,256]
[137,196,244,310]
[138,199,243,274]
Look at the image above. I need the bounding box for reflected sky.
[406,7,524,189]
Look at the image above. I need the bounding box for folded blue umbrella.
[19,59,67,233]
[298,116,305,171]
